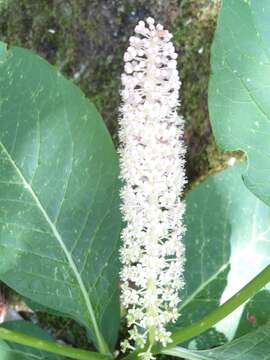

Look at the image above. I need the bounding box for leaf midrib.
[0,141,107,353]
[178,262,230,313]
[162,347,210,360]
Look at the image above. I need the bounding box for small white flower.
[119,17,186,357]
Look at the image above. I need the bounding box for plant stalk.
[0,266,269,359]
[0,327,111,360]
[123,264,270,360]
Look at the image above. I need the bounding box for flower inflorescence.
[119,17,186,359]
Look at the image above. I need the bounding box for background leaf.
[234,290,270,338]
[0,42,121,350]
[209,0,270,206]
[172,163,270,349]
[0,321,62,359]
[163,321,270,360]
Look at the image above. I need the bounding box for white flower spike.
[119,17,186,359]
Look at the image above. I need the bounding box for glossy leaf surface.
[209,0,270,206]
[175,163,270,349]
[0,42,121,351]
[164,321,270,359]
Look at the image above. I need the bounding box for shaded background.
[0,0,233,350]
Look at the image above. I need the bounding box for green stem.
[0,327,111,360]
[168,264,270,348]
[123,264,270,360]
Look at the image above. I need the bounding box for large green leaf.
[0,42,121,351]
[163,321,270,360]
[173,163,270,349]
[0,321,62,359]
[209,0,270,206]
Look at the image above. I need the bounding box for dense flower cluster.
[119,17,186,359]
